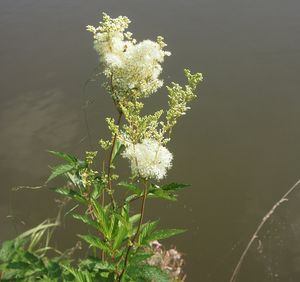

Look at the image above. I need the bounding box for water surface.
[1,1,300,281]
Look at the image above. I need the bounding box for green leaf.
[47,261,63,279]
[129,214,141,225]
[146,228,186,242]
[24,251,40,264]
[129,252,153,265]
[118,181,142,195]
[148,188,177,201]
[78,234,110,253]
[91,178,105,200]
[61,265,88,282]
[99,272,115,281]
[0,268,27,280]
[79,257,115,272]
[68,171,85,190]
[113,225,128,250]
[0,240,16,262]
[108,212,117,239]
[120,204,130,225]
[139,221,159,245]
[125,194,139,203]
[0,239,25,262]
[47,164,75,182]
[7,261,30,269]
[126,264,170,282]
[91,199,110,238]
[48,150,77,163]
[72,214,100,231]
[53,187,87,204]
[161,182,190,191]
[111,140,124,163]
[113,213,126,228]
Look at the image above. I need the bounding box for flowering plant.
[0,13,202,281]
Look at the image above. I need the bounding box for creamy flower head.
[122,138,173,180]
[87,14,171,98]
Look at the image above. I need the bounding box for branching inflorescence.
[87,13,203,181]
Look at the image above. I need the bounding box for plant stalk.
[106,111,123,209]
[230,178,300,282]
[118,181,148,281]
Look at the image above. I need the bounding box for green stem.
[106,112,123,209]
[118,181,148,281]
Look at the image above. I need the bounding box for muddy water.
[1,1,300,281]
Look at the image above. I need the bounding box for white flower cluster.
[87,14,170,98]
[122,138,173,180]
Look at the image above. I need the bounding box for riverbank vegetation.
[0,13,203,281]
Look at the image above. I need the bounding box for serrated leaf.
[139,221,159,245]
[78,235,110,253]
[47,164,75,183]
[113,225,128,250]
[126,264,169,282]
[72,214,100,231]
[146,228,186,242]
[129,214,141,225]
[108,213,117,239]
[148,188,177,201]
[114,213,128,230]
[129,252,153,265]
[53,187,87,204]
[91,199,110,238]
[161,182,190,191]
[118,181,142,195]
[61,265,88,282]
[48,150,77,163]
[79,257,115,272]
[121,204,130,222]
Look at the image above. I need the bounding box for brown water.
[1,1,300,281]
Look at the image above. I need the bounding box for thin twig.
[106,111,123,209]
[101,111,122,259]
[118,181,148,281]
[12,185,44,191]
[104,71,123,209]
[230,178,300,282]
